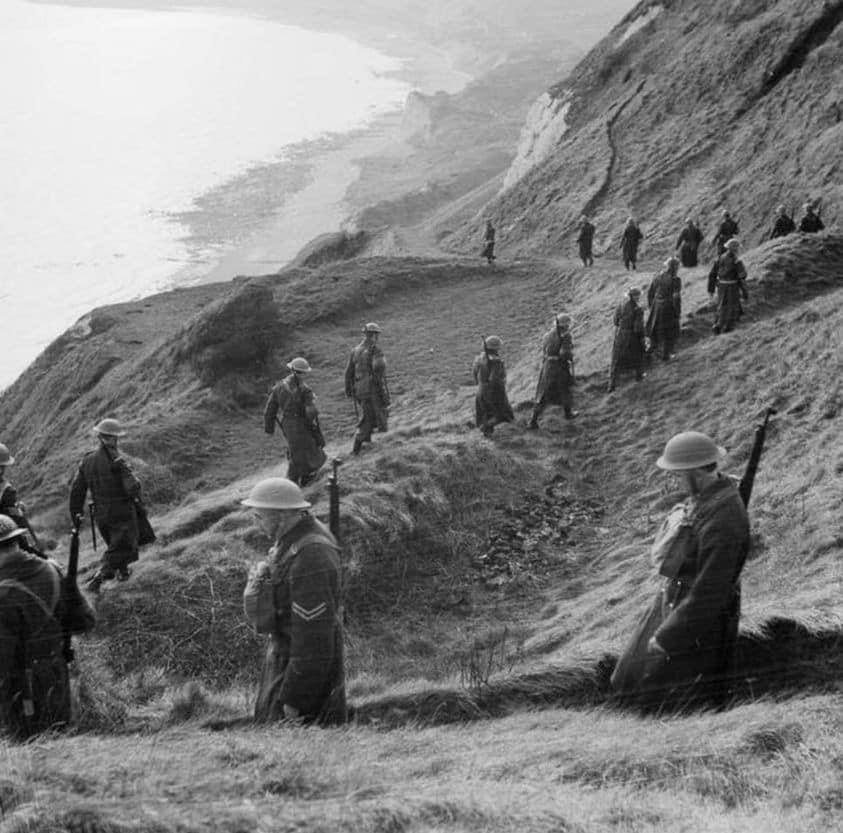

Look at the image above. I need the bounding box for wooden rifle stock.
[328,458,342,540]
[738,407,776,507]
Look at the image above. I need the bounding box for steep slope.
[440,0,842,258]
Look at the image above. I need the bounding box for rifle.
[89,502,97,551]
[738,407,776,507]
[328,458,342,539]
[63,515,83,663]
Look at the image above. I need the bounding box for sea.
[0,0,445,389]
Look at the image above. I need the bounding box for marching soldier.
[473,335,514,437]
[610,431,750,710]
[345,323,390,456]
[646,256,682,361]
[481,220,497,265]
[242,478,346,725]
[0,515,96,739]
[264,357,326,487]
[529,314,577,429]
[577,216,595,267]
[608,287,647,392]
[0,443,31,537]
[708,238,748,334]
[69,418,147,592]
[620,217,643,270]
[712,210,739,256]
[675,218,703,267]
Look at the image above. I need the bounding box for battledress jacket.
[473,352,514,429]
[620,224,643,261]
[675,225,703,267]
[0,548,96,738]
[769,214,796,239]
[0,480,27,530]
[610,475,750,709]
[244,516,346,725]
[264,374,326,476]
[534,328,573,408]
[708,251,748,332]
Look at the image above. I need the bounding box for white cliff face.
[615,4,663,47]
[501,91,571,192]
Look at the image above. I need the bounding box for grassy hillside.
[439,0,842,260]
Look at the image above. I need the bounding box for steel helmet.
[241,477,311,510]
[0,443,15,466]
[803,202,814,212]
[362,322,381,334]
[0,515,26,544]
[287,357,311,373]
[555,314,572,328]
[484,335,503,351]
[628,286,641,297]
[93,418,127,437]
[656,431,726,471]
[726,238,740,251]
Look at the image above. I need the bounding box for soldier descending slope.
[646,256,682,361]
[529,314,578,429]
[473,336,514,437]
[0,515,96,739]
[69,418,152,593]
[242,478,346,725]
[345,323,390,456]
[608,287,647,392]
[708,238,748,335]
[610,431,750,710]
[264,357,326,487]
[675,218,703,267]
[0,442,37,543]
[481,220,497,265]
[712,210,739,256]
[768,204,796,240]
[620,217,643,270]
[577,216,595,266]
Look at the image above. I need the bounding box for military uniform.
[69,444,142,580]
[473,351,514,436]
[577,220,595,266]
[0,479,27,531]
[708,250,748,334]
[345,338,389,454]
[620,223,643,270]
[1,528,96,738]
[243,515,346,725]
[610,475,750,709]
[798,211,824,233]
[530,327,574,425]
[481,223,496,264]
[609,296,646,390]
[646,268,682,359]
[675,224,703,267]
[713,216,739,255]
[769,213,795,239]
[264,374,326,487]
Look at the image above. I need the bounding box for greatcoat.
[708,250,748,333]
[345,339,389,443]
[610,298,646,383]
[646,269,682,358]
[473,352,514,434]
[533,327,574,410]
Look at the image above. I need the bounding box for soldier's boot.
[85,573,103,594]
[352,436,363,456]
[117,566,132,582]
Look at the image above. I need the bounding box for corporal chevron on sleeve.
[292,600,328,621]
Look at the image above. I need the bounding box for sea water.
[0,0,412,388]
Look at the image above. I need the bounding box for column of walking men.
[1,200,823,736]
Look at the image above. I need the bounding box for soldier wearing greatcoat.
[529,315,577,429]
[708,238,748,334]
[646,257,682,360]
[712,210,739,256]
[345,323,390,456]
[577,216,595,267]
[69,418,145,592]
[264,358,326,487]
[798,203,824,234]
[473,336,514,437]
[608,287,646,392]
[0,515,96,739]
[242,478,346,725]
[675,218,703,267]
[610,432,750,710]
[620,218,643,270]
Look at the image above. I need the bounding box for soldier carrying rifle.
[345,323,390,456]
[264,357,327,487]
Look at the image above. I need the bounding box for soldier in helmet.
[473,335,514,437]
[798,202,824,233]
[767,204,795,240]
[577,216,595,267]
[0,442,31,535]
[481,220,496,265]
[344,323,390,456]
[610,431,750,710]
[620,217,643,271]
[241,478,346,725]
[529,314,578,429]
[1,515,96,738]
[675,217,703,267]
[646,256,682,361]
[708,238,748,334]
[712,209,739,256]
[264,357,326,487]
[608,287,647,392]
[69,418,147,592]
